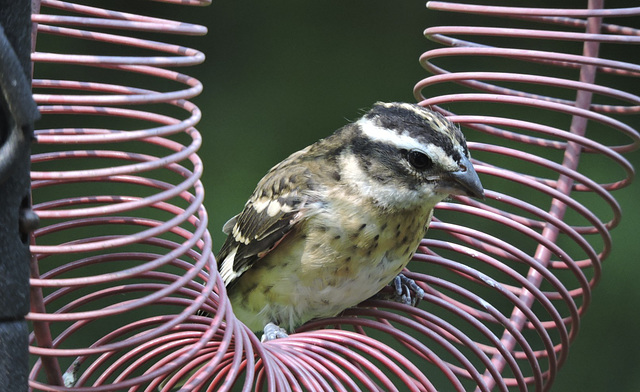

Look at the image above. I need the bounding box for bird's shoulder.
[217,143,341,286]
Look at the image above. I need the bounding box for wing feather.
[222,215,238,235]
[217,162,321,287]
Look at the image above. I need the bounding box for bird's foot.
[261,322,289,342]
[393,273,424,307]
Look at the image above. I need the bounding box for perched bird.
[217,102,484,340]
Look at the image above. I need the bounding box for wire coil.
[27,1,639,391]
[28,0,217,390]
[409,1,639,390]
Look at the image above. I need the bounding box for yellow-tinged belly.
[229,204,433,332]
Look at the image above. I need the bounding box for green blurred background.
[196,3,640,389]
[33,0,640,390]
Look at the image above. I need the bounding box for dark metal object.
[0,1,40,392]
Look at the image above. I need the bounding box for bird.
[216,102,484,341]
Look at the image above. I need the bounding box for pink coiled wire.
[28,0,221,390]
[27,1,639,391]
[409,1,639,390]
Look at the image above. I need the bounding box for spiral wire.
[27,1,639,391]
[28,0,219,390]
[409,1,639,390]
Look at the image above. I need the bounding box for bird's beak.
[446,155,484,199]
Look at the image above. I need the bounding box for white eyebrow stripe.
[357,117,460,171]
[357,117,425,152]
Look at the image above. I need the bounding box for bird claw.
[393,274,424,307]
[262,322,289,342]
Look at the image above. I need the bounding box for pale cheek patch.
[339,154,438,209]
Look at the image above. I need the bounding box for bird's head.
[336,102,484,210]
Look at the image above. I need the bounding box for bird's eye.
[407,150,433,170]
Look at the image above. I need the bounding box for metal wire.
[408,1,639,390]
[27,1,639,391]
[28,1,218,390]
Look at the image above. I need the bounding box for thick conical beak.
[447,155,484,199]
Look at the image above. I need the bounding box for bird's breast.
[279,200,431,314]
[229,194,434,331]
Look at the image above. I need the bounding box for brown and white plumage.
[217,102,483,335]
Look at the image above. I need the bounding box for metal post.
[0,0,40,390]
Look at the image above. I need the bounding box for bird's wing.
[221,215,238,235]
[217,161,321,287]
